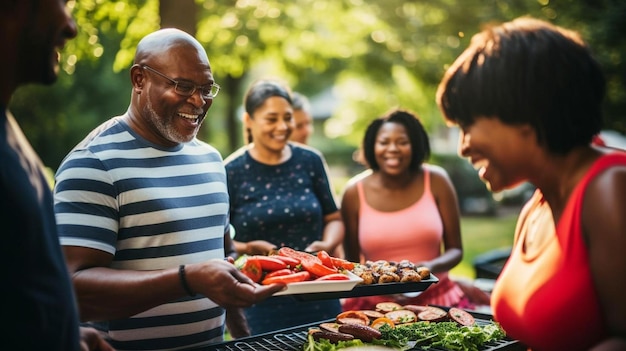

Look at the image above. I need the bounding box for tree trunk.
[159,0,197,35]
[225,74,243,152]
[158,0,243,153]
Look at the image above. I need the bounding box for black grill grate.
[211,332,307,350]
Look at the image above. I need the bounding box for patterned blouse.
[225,143,338,251]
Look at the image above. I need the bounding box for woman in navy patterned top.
[224,79,344,335]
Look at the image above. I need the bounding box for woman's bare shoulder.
[340,169,372,199]
[346,169,373,187]
[423,163,452,181]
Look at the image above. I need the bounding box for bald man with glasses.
[53,28,284,350]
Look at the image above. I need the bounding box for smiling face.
[245,96,294,154]
[458,116,535,192]
[374,122,413,176]
[133,38,214,147]
[18,0,77,86]
[290,108,313,144]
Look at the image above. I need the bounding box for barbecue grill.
[207,310,526,351]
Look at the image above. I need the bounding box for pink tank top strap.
[356,179,365,207]
[423,167,431,196]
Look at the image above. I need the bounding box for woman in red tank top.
[436,16,626,351]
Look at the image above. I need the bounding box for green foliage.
[10,29,130,169]
[12,0,626,171]
[451,214,518,279]
[65,0,159,72]
[326,68,440,147]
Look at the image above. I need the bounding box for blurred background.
[13,0,626,279]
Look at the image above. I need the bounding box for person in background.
[436,16,626,351]
[225,79,344,335]
[1,0,114,350]
[341,109,482,311]
[289,91,346,258]
[53,28,284,350]
[289,91,314,145]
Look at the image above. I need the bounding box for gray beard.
[144,94,195,145]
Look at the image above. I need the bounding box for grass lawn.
[450,211,519,279]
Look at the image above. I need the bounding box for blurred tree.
[160,0,196,35]
[10,29,129,169]
[8,0,626,171]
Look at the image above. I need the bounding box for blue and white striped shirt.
[54,117,229,350]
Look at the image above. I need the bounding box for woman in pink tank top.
[341,109,484,311]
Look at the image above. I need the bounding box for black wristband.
[179,265,195,297]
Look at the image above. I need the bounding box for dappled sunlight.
[19,1,625,169]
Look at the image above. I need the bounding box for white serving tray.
[273,270,363,296]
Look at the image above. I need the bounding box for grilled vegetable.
[261,270,310,285]
[385,309,417,324]
[448,307,476,326]
[330,257,356,270]
[338,323,382,342]
[336,310,370,326]
[254,255,288,271]
[270,255,301,268]
[370,317,395,330]
[417,306,448,322]
[319,322,341,333]
[262,268,293,280]
[317,250,335,268]
[278,247,318,264]
[301,259,338,277]
[235,255,262,283]
[402,304,430,314]
[375,301,402,313]
[361,310,384,321]
[314,273,350,281]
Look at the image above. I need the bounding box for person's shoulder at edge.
[423,163,452,181]
[67,115,125,154]
[224,142,326,168]
[190,137,223,158]
[289,141,325,159]
[344,169,373,190]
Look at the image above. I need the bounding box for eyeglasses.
[142,65,220,99]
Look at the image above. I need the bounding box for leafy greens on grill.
[303,320,506,351]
